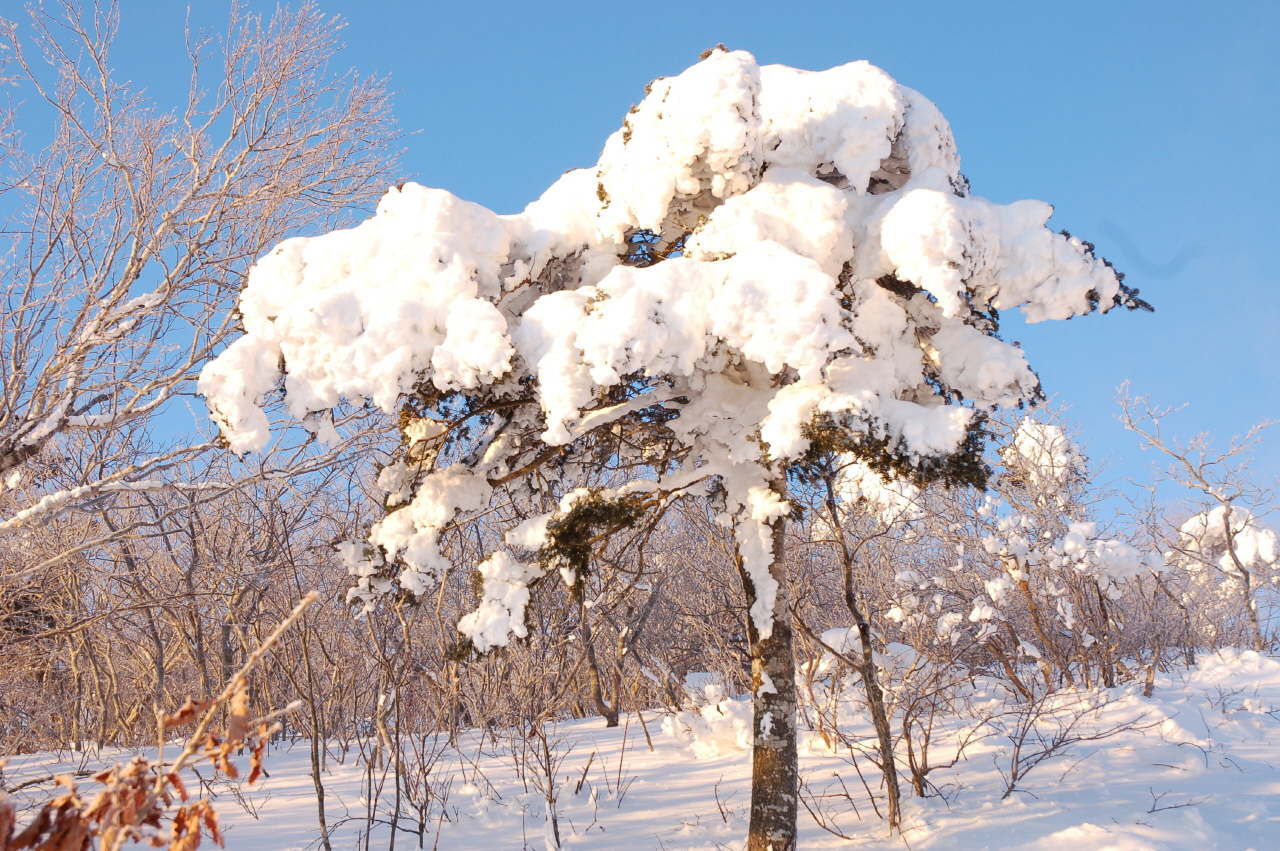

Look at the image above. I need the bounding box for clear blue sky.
[54,1,1280,491]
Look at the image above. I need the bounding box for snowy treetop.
[200,49,1146,645]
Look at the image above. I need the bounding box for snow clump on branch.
[200,49,1147,643]
[1177,506,1279,577]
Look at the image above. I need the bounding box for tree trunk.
[821,476,902,829]
[738,496,798,851]
[579,597,619,727]
[65,635,83,752]
[1238,572,1266,653]
[846,581,901,827]
[1093,584,1116,688]
[1151,573,1195,666]
[1218,501,1268,653]
[299,620,334,851]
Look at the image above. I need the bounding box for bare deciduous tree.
[0,0,399,499]
[1120,387,1278,652]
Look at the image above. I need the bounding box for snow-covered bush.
[809,412,1168,701]
[1166,505,1279,648]
[925,417,1162,692]
[662,680,755,758]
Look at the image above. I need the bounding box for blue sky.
[59,0,1280,492]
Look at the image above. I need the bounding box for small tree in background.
[1121,390,1277,652]
[203,47,1148,850]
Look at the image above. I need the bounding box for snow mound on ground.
[1013,822,1171,851]
[662,691,754,758]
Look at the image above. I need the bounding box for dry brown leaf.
[163,699,213,731]
[166,774,188,804]
[168,806,201,851]
[7,791,90,851]
[196,802,222,849]
[247,724,270,786]
[0,795,17,851]
[7,805,50,850]
[212,752,238,782]
[36,808,90,851]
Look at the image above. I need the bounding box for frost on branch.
[202,49,1146,640]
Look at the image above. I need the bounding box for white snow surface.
[7,650,1280,850]
[201,49,1127,640]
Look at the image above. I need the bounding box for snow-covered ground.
[4,650,1279,850]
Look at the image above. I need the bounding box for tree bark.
[579,597,619,727]
[845,572,901,827]
[739,491,798,851]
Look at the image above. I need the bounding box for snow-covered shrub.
[662,681,755,758]
[813,411,1168,699]
[1120,391,1279,653]
[1166,506,1279,649]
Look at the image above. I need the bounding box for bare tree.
[0,0,399,507]
[1120,387,1278,652]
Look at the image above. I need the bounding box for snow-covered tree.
[797,412,1163,817]
[962,417,1161,691]
[1172,506,1278,647]
[202,48,1148,850]
[1122,391,1278,652]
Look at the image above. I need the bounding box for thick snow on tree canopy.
[200,50,1144,642]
